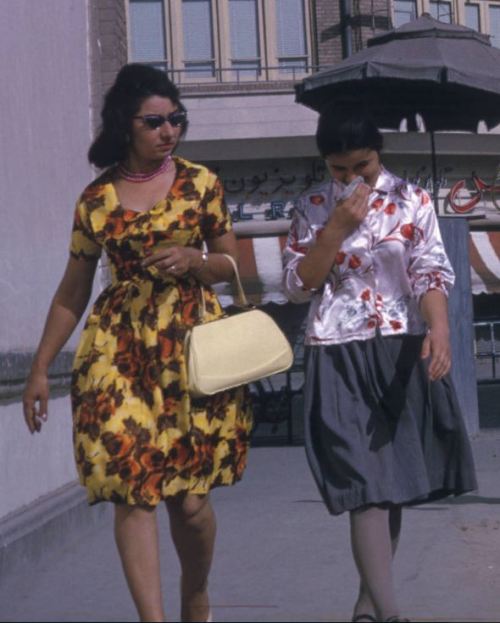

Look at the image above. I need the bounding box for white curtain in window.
[489,5,500,47]
[393,0,417,27]
[429,0,452,23]
[129,0,166,62]
[182,0,214,61]
[275,0,306,58]
[465,4,480,31]
[229,0,259,60]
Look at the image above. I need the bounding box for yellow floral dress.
[70,156,253,506]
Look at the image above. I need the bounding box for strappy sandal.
[352,616,377,622]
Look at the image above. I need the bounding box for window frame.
[269,0,312,79]
[463,2,481,31]
[127,0,313,84]
[428,0,454,23]
[169,0,220,83]
[392,0,419,28]
[486,1,500,48]
[218,0,266,82]
[126,0,170,70]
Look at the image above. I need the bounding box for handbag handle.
[198,253,250,320]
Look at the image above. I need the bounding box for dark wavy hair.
[88,63,188,168]
[316,100,383,158]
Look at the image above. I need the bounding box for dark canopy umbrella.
[296,13,500,206]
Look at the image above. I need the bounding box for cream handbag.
[185,254,293,397]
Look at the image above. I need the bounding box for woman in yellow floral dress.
[23,63,252,623]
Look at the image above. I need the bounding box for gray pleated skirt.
[304,332,478,515]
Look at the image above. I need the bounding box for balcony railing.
[142,62,328,86]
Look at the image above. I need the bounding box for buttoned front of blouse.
[282,167,455,345]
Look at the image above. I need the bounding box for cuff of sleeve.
[413,277,451,302]
[283,267,318,303]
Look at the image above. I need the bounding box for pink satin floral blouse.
[282,167,455,345]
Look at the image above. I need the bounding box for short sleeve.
[69,198,102,260]
[200,174,232,239]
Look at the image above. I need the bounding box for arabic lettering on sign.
[215,159,327,221]
[218,161,500,220]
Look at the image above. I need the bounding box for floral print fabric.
[282,167,455,345]
[70,157,252,506]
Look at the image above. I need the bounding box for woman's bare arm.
[23,256,98,432]
[419,289,451,381]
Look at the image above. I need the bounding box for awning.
[215,229,500,305]
[469,232,500,295]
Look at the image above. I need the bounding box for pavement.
[0,430,499,623]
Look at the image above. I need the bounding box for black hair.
[315,101,383,158]
[88,63,188,168]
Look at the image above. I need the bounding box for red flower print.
[390,320,402,330]
[310,194,325,205]
[367,320,377,328]
[361,289,371,301]
[291,240,308,255]
[348,254,362,269]
[371,198,384,210]
[335,251,346,265]
[384,202,397,215]
[400,223,415,240]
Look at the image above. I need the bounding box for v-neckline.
[108,157,181,217]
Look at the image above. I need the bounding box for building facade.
[126,0,500,287]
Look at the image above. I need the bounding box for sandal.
[352,616,377,622]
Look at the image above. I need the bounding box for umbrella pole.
[430,130,439,213]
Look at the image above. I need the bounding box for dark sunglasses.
[133,111,187,130]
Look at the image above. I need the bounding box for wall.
[0,0,93,519]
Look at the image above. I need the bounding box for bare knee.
[166,494,212,531]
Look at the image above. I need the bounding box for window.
[181,0,215,77]
[129,0,166,67]
[275,0,307,74]
[229,0,260,78]
[128,0,312,83]
[465,3,480,31]
[393,0,417,28]
[489,5,500,47]
[429,0,453,23]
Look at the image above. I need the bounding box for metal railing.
[141,62,328,86]
[474,321,500,382]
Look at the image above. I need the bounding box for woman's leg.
[350,506,400,621]
[114,504,166,622]
[166,493,216,623]
[352,505,403,620]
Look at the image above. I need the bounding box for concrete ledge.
[0,481,110,580]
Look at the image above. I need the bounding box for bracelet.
[191,249,208,275]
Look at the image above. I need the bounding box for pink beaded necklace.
[118,155,173,183]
